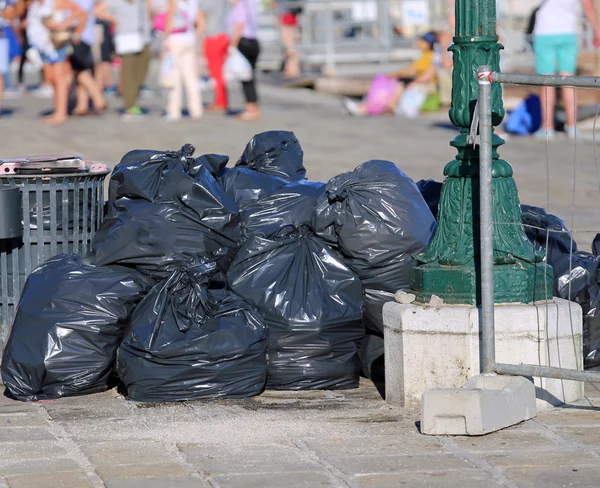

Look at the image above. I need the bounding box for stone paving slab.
[354,470,506,488]
[209,471,340,488]
[500,466,600,488]
[104,479,209,488]
[4,471,93,488]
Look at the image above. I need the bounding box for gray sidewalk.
[1,382,600,488]
[2,86,600,487]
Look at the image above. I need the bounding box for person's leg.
[204,34,228,110]
[42,63,51,85]
[280,18,300,78]
[135,46,151,101]
[0,37,8,110]
[73,82,90,114]
[180,42,202,119]
[97,22,114,91]
[74,43,106,112]
[238,38,260,118]
[533,35,558,135]
[555,34,579,134]
[17,34,29,87]
[121,53,137,110]
[44,61,70,124]
[166,38,184,120]
[76,70,106,110]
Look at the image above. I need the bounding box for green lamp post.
[410,0,552,305]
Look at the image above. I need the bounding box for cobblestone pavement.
[1,381,600,488]
[2,86,600,487]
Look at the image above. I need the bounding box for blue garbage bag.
[505,94,542,135]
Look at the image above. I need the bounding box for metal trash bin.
[0,156,110,354]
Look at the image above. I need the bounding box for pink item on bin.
[366,74,399,115]
[0,155,108,175]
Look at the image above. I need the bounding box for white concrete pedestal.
[383,298,583,411]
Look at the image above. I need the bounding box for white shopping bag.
[224,46,253,82]
[396,86,427,119]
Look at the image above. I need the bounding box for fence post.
[478,66,496,374]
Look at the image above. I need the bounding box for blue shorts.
[40,46,69,65]
[534,34,578,74]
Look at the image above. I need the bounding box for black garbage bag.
[518,205,600,368]
[237,131,306,181]
[358,289,394,378]
[360,333,384,380]
[240,180,326,241]
[1,254,153,401]
[552,250,600,369]
[228,226,364,390]
[117,257,268,402]
[108,144,229,208]
[90,198,238,279]
[219,167,290,208]
[316,160,437,293]
[521,204,577,278]
[416,179,443,221]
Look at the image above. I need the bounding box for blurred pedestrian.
[199,0,228,112]
[71,0,106,115]
[436,0,454,108]
[39,0,85,124]
[0,0,17,113]
[228,0,259,121]
[96,0,151,120]
[25,0,53,97]
[533,0,600,139]
[158,0,203,121]
[16,0,31,91]
[94,13,114,92]
[274,0,300,79]
[343,32,438,117]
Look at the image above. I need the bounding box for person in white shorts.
[0,0,17,113]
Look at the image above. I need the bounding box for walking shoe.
[121,106,144,121]
[163,114,181,123]
[566,126,580,140]
[342,97,362,116]
[533,128,555,141]
[3,87,24,99]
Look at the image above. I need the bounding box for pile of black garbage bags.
[1,131,437,402]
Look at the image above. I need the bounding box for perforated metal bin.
[0,158,110,354]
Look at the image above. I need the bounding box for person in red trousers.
[199,0,228,112]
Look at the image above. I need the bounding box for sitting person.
[343,31,439,117]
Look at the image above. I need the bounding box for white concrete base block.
[421,375,537,436]
[383,298,583,411]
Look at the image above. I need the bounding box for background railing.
[257,0,598,75]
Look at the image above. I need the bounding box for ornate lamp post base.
[411,262,552,305]
[408,2,553,305]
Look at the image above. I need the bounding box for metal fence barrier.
[0,169,109,355]
[477,66,600,383]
